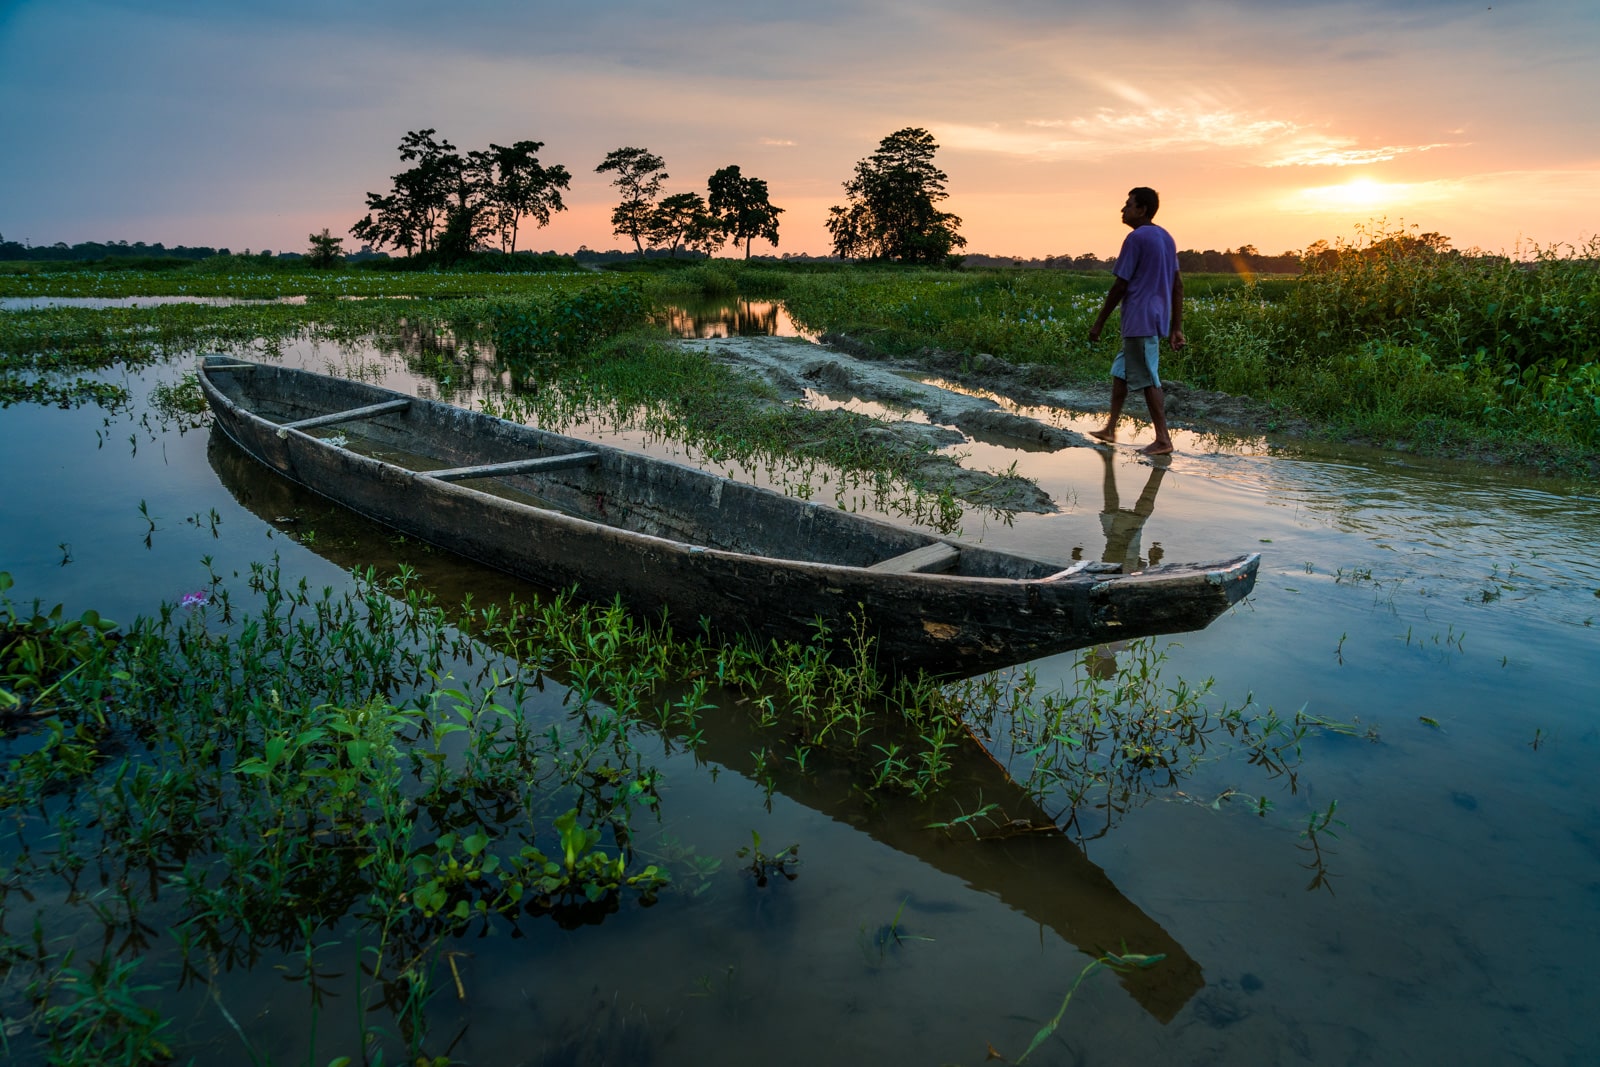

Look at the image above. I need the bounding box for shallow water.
[2,323,1597,1065]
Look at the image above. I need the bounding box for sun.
[1300,177,1400,211]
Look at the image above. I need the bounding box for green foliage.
[735,830,800,886]
[35,956,173,1067]
[148,370,209,427]
[1177,225,1600,449]
[482,333,990,529]
[1012,950,1166,1063]
[487,281,650,360]
[306,228,345,269]
[0,572,122,721]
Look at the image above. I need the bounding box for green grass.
[632,232,1600,467]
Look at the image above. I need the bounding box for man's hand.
[1088,322,1104,343]
[1169,327,1186,350]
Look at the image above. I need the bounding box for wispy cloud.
[1264,139,1461,167]
[942,93,1460,175]
[937,106,1299,162]
[759,138,797,147]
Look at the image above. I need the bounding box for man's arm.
[1088,277,1129,343]
[1169,271,1185,349]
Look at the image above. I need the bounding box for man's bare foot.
[1088,428,1116,444]
[1139,442,1174,456]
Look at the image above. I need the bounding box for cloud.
[936,101,1299,162]
[1265,139,1461,168]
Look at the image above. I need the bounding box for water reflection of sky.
[2,336,1598,1066]
[255,333,1600,640]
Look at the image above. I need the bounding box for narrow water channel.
[1,316,1596,1065]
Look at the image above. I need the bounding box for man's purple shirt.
[1114,223,1179,338]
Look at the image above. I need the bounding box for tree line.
[0,238,236,262]
[344,126,976,266]
[1,125,1355,273]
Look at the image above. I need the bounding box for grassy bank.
[637,236,1600,473]
[5,231,1595,469]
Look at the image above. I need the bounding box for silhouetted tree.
[707,165,783,259]
[352,131,574,260]
[306,229,344,268]
[351,129,464,255]
[826,127,965,263]
[596,147,668,256]
[472,140,571,254]
[646,192,715,257]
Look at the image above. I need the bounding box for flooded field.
[2,310,1597,1065]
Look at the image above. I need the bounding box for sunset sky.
[3,0,1597,260]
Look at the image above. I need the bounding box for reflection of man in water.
[1087,450,1168,678]
[1099,448,1167,572]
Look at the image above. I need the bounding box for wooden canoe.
[198,355,1258,678]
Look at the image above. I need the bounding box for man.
[1087,187,1185,455]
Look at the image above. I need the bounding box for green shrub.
[488,282,650,361]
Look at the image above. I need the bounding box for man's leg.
[1139,385,1174,455]
[1091,377,1128,443]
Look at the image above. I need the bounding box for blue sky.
[3,0,1597,257]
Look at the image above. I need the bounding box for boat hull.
[199,356,1258,677]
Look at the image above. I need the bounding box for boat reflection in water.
[207,429,1206,1023]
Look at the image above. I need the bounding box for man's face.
[1121,194,1149,228]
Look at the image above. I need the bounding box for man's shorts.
[1112,335,1161,391]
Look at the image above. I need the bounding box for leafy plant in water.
[735,829,799,887]
[1008,949,1166,1063]
[30,954,173,1067]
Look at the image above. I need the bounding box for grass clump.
[484,332,985,529]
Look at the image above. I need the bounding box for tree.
[826,127,966,263]
[646,192,716,258]
[350,129,464,255]
[473,140,571,254]
[351,130,574,260]
[596,147,668,256]
[707,165,783,259]
[684,212,727,258]
[306,229,344,269]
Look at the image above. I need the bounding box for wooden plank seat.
[867,542,960,574]
[425,451,600,483]
[277,399,413,436]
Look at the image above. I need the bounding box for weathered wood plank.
[199,353,1260,680]
[426,451,600,483]
[279,399,412,433]
[868,542,960,574]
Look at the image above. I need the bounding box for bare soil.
[673,332,1313,513]
[678,330,1600,483]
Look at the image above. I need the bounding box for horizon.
[3,2,1597,261]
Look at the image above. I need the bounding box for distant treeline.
[0,238,234,262]
[0,237,396,265]
[2,236,1300,274]
[964,246,1304,274]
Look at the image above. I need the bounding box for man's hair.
[1128,187,1160,219]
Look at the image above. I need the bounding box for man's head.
[1122,187,1160,227]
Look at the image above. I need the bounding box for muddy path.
[672,332,1302,515]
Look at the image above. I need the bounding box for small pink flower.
[180,590,208,607]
